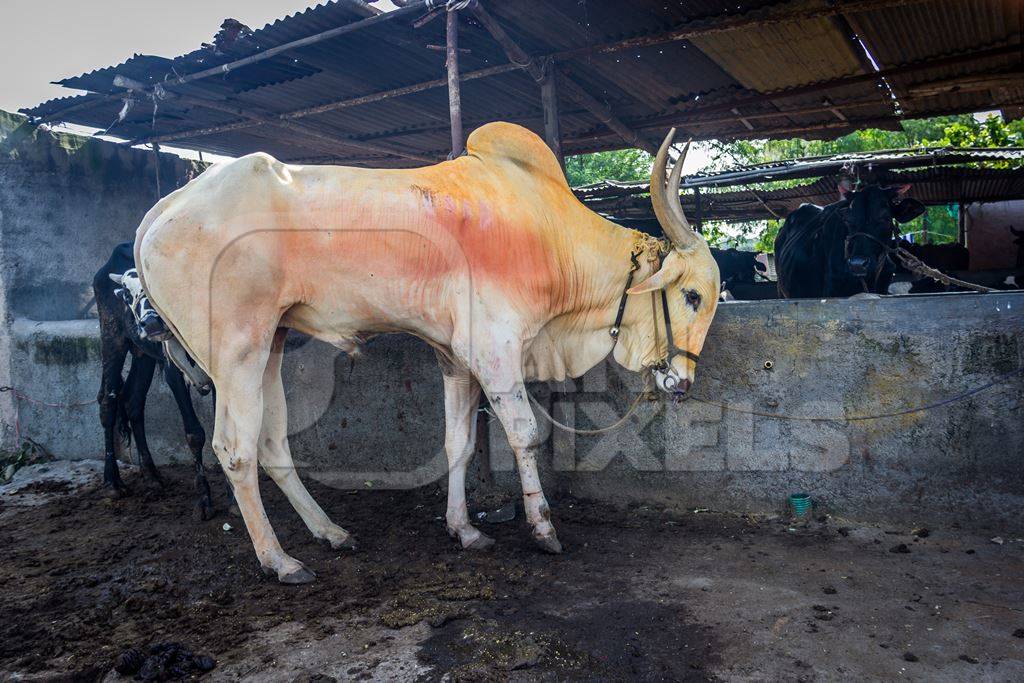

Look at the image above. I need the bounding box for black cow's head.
[108,268,172,342]
[840,183,926,283]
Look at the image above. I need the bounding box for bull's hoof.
[320,533,358,551]
[534,533,563,554]
[279,563,317,585]
[465,533,496,551]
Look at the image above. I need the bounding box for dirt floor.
[1,464,1023,682]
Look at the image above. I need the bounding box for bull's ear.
[892,198,926,223]
[626,268,670,294]
[108,273,125,285]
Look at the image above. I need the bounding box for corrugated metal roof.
[18,0,1024,167]
[579,159,1024,223]
[683,146,1024,187]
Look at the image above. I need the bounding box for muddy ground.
[1,465,1022,682]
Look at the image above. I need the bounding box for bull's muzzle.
[654,367,691,396]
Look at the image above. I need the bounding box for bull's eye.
[684,289,701,310]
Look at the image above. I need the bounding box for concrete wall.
[7,294,1022,528]
[0,111,203,451]
[530,293,1024,529]
[1,112,1022,528]
[0,111,203,321]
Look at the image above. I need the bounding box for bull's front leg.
[439,370,492,550]
[476,364,561,554]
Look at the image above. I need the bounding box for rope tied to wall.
[0,385,98,449]
[529,366,1022,434]
[528,375,653,436]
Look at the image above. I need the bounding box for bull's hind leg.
[210,335,314,584]
[439,366,491,550]
[258,329,357,551]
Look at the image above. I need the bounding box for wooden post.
[539,57,564,171]
[152,143,162,200]
[693,186,704,234]
[446,7,464,158]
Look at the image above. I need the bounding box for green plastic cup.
[790,492,812,517]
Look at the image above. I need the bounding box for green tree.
[564,148,652,186]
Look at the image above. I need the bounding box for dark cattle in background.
[710,248,767,291]
[93,242,215,520]
[774,184,926,298]
[1011,226,1024,269]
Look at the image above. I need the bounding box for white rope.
[528,376,653,435]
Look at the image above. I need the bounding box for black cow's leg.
[164,362,215,520]
[98,333,130,496]
[124,353,163,486]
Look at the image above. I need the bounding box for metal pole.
[446,7,464,158]
[152,143,162,200]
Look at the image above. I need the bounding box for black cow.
[710,248,767,291]
[93,241,215,519]
[774,184,926,298]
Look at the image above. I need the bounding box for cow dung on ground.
[1,465,1022,681]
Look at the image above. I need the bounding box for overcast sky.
[0,1,355,114]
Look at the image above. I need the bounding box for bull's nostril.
[677,378,692,394]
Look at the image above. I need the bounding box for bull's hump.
[465,122,568,191]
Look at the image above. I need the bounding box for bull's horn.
[650,129,700,250]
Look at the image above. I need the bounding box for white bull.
[135,123,719,583]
